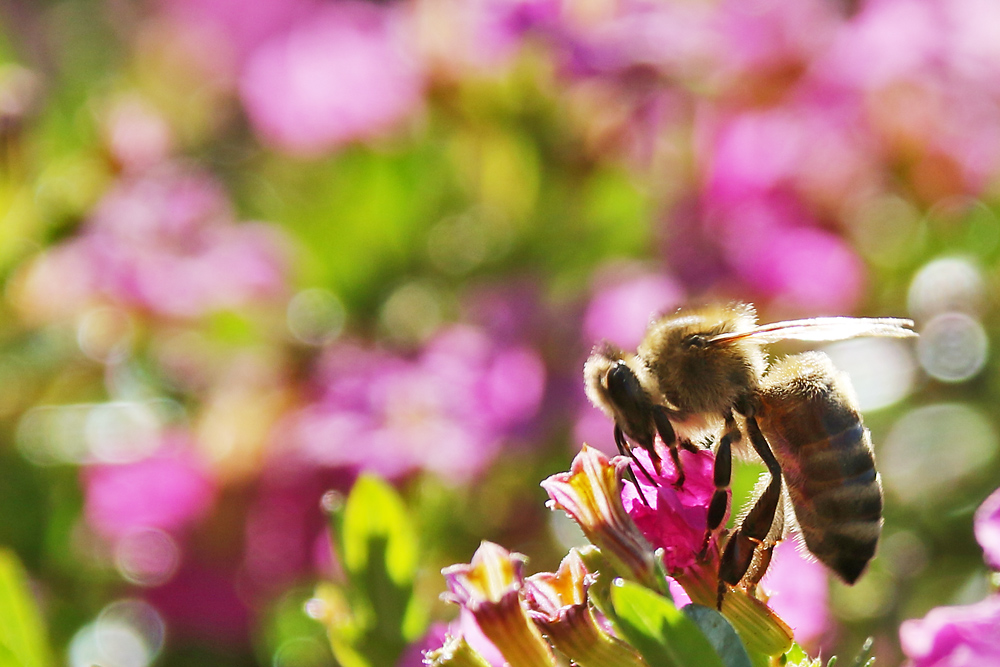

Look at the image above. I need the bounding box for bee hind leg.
[717,414,783,608]
[699,412,739,557]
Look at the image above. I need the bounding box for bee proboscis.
[584,303,916,604]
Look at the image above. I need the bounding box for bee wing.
[708,317,916,345]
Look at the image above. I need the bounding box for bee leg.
[652,406,682,487]
[743,542,776,592]
[700,413,740,557]
[615,425,652,507]
[717,415,783,607]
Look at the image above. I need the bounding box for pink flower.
[621,447,718,573]
[541,445,663,592]
[83,438,215,539]
[900,596,1000,667]
[760,540,831,652]
[240,2,424,156]
[442,542,557,667]
[900,487,1000,666]
[974,486,1000,571]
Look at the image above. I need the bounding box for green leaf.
[0,549,52,667]
[683,604,753,667]
[609,579,725,667]
[327,475,426,666]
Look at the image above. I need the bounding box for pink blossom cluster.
[161,0,425,156]
[536,0,1000,312]
[21,164,287,320]
[284,325,546,482]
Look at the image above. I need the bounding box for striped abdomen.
[757,352,883,584]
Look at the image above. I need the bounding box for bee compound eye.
[606,361,645,406]
[684,334,708,349]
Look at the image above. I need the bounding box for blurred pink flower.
[420,0,558,73]
[23,165,288,320]
[159,0,316,66]
[760,539,831,652]
[711,0,841,77]
[396,622,450,667]
[83,437,215,539]
[974,486,1000,571]
[621,447,718,573]
[899,487,1000,666]
[820,0,1000,196]
[286,325,545,482]
[146,563,251,646]
[583,270,684,351]
[900,596,1000,667]
[706,193,865,313]
[240,2,424,156]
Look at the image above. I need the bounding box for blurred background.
[0,0,998,665]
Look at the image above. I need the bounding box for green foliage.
[683,604,755,667]
[608,579,727,667]
[322,475,426,667]
[0,549,52,667]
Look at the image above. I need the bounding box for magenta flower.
[974,486,1000,571]
[146,562,251,646]
[621,447,718,574]
[239,2,424,156]
[83,434,215,539]
[284,325,545,482]
[900,596,1000,667]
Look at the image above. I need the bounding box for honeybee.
[584,303,915,603]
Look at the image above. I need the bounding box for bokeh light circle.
[907,256,984,320]
[287,288,346,345]
[114,528,181,586]
[916,312,989,382]
[69,599,165,667]
[881,403,998,506]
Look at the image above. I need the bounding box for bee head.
[584,343,656,445]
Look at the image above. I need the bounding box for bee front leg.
[614,424,653,507]
[717,414,783,608]
[651,406,683,487]
[700,412,739,557]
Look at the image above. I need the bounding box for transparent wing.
[708,317,916,345]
